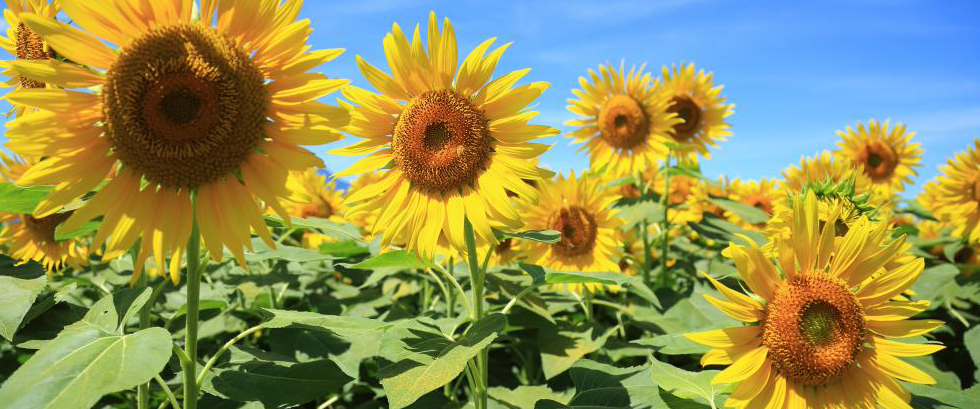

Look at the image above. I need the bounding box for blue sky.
[2,0,979,198]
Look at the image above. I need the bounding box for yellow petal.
[704,294,763,323]
[20,12,116,68]
[855,258,924,306]
[712,346,768,384]
[6,88,99,113]
[864,300,930,321]
[685,325,761,348]
[873,337,944,357]
[868,319,944,338]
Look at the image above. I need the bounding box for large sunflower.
[0,0,60,117]
[687,191,943,409]
[5,0,348,282]
[654,63,733,160]
[921,138,980,243]
[0,153,87,272]
[515,170,623,293]
[284,168,346,249]
[565,63,678,178]
[835,119,922,197]
[333,12,556,259]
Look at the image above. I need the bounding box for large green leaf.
[203,348,353,408]
[239,238,338,263]
[0,182,53,213]
[0,292,171,409]
[534,359,667,408]
[907,383,980,409]
[347,249,436,270]
[263,214,362,241]
[539,323,617,379]
[379,313,507,409]
[520,262,635,287]
[0,275,46,341]
[489,386,572,409]
[648,355,720,406]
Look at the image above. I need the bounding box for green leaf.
[895,200,938,221]
[0,291,172,409]
[204,355,353,407]
[911,264,960,306]
[634,333,710,355]
[648,355,720,406]
[495,228,562,243]
[348,249,436,270]
[708,197,770,224]
[262,308,392,336]
[239,238,337,263]
[535,359,667,408]
[617,200,664,229]
[964,326,980,375]
[263,214,363,241]
[489,386,572,409]
[689,215,767,247]
[539,323,617,380]
[0,182,53,213]
[0,274,46,341]
[907,383,980,409]
[54,219,100,241]
[318,240,370,257]
[519,262,635,287]
[379,313,507,409]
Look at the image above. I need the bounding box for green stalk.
[136,270,150,409]
[183,220,203,409]
[463,218,487,409]
[636,171,653,285]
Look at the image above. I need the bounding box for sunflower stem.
[636,170,653,285]
[660,152,672,287]
[136,267,150,409]
[463,218,488,409]
[183,219,203,409]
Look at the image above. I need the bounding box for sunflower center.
[747,195,773,214]
[857,140,898,181]
[598,94,649,149]
[23,211,73,244]
[103,23,266,188]
[549,206,598,257]
[299,201,334,219]
[762,272,865,386]
[15,23,52,89]
[667,96,701,141]
[393,90,493,193]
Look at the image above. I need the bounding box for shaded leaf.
[708,197,770,224]
[495,228,561,243]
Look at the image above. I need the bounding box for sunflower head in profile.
[835,119,922,197]
[0,0,60,116]
[565,63,679,178]
[334,11,557,259]
[5,0,349,283]
[687,191,943,409]
[730,178,778,219]
[654,62,734,160]
[0,153,87,273]
[921,138,980,244]
[283,168,347,249]
[514,170,623,293]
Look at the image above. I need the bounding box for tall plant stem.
[183,220,203,409]
[136,269,150,409]
[660,152,672,287]
[463,218,487,409]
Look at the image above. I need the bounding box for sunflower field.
[1,1,979,409]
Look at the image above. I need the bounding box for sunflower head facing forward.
[565,63,679,178]
[835,119,922,197]
[334,11,557,259]
[515,170,623,293]
[654,62,734,160]
[687,191,943,409]
[6,0,349,282]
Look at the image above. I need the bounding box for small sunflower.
[334,12,557,259]
[5,0,349,282]
[515,170,623,293]
[654,62,734,160]
[649,170,707,225]
[687,191,943,409]
[0,153,87,272]
[781,150,888,209]
[565,63,678,178]
[0,0,60,117]
[835,119,922,197]
[284,168,346,249]
[921,138,980,243]
[728,177,779,228]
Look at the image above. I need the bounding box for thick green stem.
[183,220,202,409]
[137,271,150,409]
[660,153,672,287]
[463,218,487,409]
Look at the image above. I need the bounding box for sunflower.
[565,63,678,178]
[728,177,779,228]
[654,62,734,160]
[0,0,60,116]
[333,11,556,259]
[648,170,710,225]
[835,119,922,197]
[283,168,347,249]
[686,191,943,409]
[5,0,349,282]
[921,138,980,243]
[0,153,87,272]
[514,170,623,293]
[781,150,888,209]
